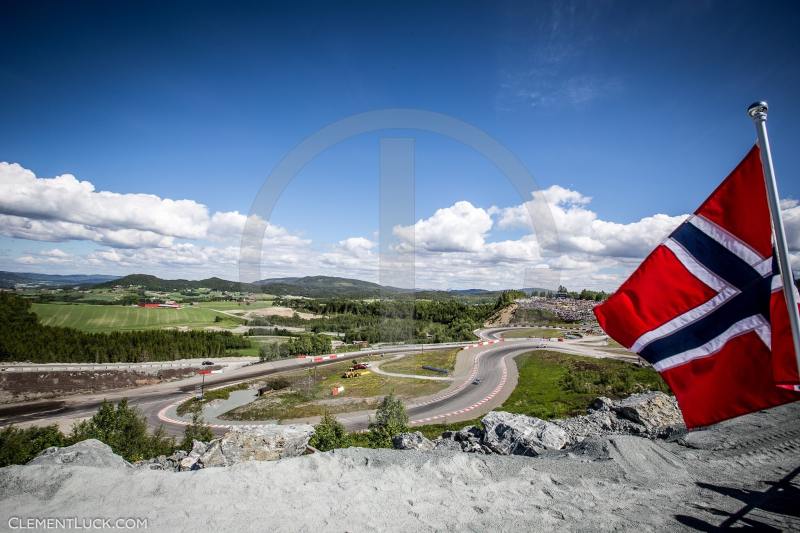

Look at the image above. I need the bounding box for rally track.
[0,330,629,435]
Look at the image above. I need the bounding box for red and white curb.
[295,354,341,362]
[409,344,509,424]
[463,339,503,350]
[157,397,235,429]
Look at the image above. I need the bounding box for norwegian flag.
[594,146,800,428]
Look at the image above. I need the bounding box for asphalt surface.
[0,341,475,434]
[1,331,623,435]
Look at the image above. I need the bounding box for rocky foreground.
[1,393,799,531]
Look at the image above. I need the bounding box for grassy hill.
[31,303,245,332]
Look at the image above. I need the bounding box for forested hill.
[0,293,249,364]
[256,276,403,298]
[92,274,261,292]
[91,273,543,300]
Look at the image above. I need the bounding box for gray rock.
[199,424,314,468]
[481,412,568,456]
[588,397,614,412]
[169,450,187,462]
[613,392,682,435]
[28,439,130,469]
[459,440,485,454]
[432,437,463,451]
[454,426,483,443]
[392,432,434,451]
[179,455,201,471]
[191,440,208,456]
[198,440,226,468]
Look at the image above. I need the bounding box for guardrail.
[1,362,208,373]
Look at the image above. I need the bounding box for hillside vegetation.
[500,350,669,419]
[265,297,503,343]
[0,293,250,363]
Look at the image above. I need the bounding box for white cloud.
[782,198,799,251]
[0,163,303,253]
[338,237,375,255]
[0,163,208,239]
[41,248,69,258]
[4,160,797,290]
[15,248,73,265]
[495,185,688,258]
[394,201,493,252]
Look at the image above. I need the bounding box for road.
[0,330,628,434]
[0,341,473,433]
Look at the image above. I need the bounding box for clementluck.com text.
[8,517,148,530]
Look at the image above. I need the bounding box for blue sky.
[1,0,799,290]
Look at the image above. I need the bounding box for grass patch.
[31,303,245,332]
[219,356,449,421]
[227,344,261,357]
[379,348,458,376]
[413,418,483,440]
[500,327,564,339]
[222,391,380,420]
[192,301,273,311]
[500,350,669,419]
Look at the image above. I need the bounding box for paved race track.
[0,330,625,434]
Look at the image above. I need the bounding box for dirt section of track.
[483,303,517,327]
[0,367,210,405]
[243,306,321,320]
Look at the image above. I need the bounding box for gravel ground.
[1,403,798,532]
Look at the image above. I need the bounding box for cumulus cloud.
[5,160,797,290]
[495,185,688,258]
[0,163,304,252]
[781,198,799,251]
[16,248,73,265]
[393,201,493,252]
[0,163,208,239]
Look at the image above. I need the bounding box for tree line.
[259,297,496,344]
[259,333,333,361]
[0,293,250,363]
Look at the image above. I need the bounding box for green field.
[501,327,564,339]
[220,355,449,421]
[191,300,273,311]
[379,349,458,376]
[32,303,245,332]
[498,350,668,419]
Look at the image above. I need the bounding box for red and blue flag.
[594,146,800,428]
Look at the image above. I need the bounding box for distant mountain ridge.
[102,274,534,298]
[3,270,554,299]
[0,271,121,288]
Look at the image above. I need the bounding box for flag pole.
[747,101,800,376]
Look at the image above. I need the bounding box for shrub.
[367,392,408,447]
[180,402,214,451]
[309,411,350,451]
[69,399,175,462]
[0,425,66,467]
